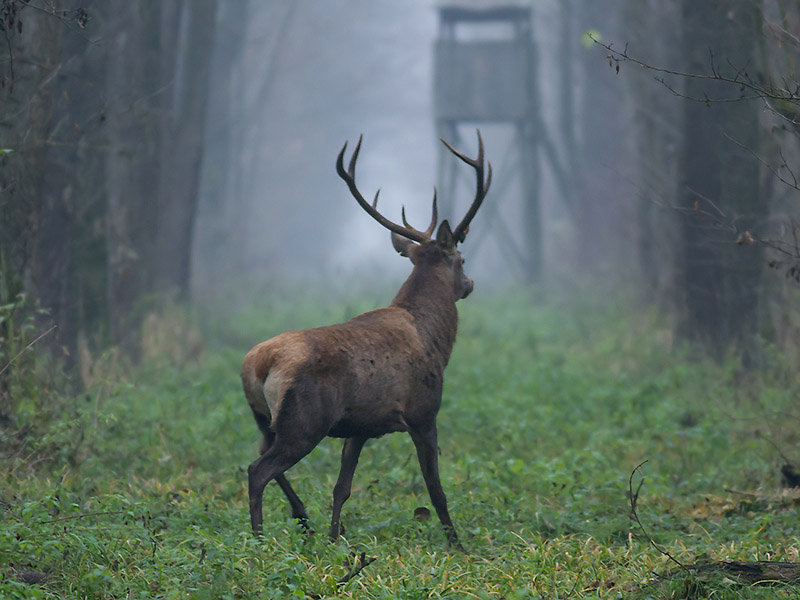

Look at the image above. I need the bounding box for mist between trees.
[1,0,798,393]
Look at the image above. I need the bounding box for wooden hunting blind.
[434,3,534,122]
[433,1,550,281]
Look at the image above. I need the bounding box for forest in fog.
[2,1,799,368]
[1,1,800,596]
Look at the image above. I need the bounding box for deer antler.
[401,190,438,239]
[337,136,438,244]
[441,130,493,244]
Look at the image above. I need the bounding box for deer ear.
[391,231,418,262]
[436,219,455,248]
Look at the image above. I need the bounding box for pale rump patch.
[263,369,286,428]
[241,332,309,427]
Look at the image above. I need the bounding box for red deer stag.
[241,131,491,549]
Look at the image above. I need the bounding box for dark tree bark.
[154,0,218,299]
[1,0,224,405]
[0,5,62,410]
[621,0,681,302]
[0,6,60,297]
[34,0,108,362]
[192,0,249,296]
[103,0,219,339]
[574,0,626,273]
[679,0,764,358]
[103,1,163,344]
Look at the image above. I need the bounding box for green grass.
[2,289,799,599]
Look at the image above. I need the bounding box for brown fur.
[242,239,468,547]
[242,132,489,549]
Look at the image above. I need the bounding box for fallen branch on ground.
[660,560,800,584]
[337,551,377,586]
[629,462,800,589]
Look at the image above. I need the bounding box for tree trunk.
[0,5,61,409]
[621,0,681,302]
[192,0,248,297]
[34,0,109,363]
[154,0,218,299]
[574,0,627,275]
[103,1,167,345]
[679,0,764,359]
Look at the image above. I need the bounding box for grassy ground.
[2,289,799,599]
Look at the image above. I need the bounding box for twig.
[18,2,90,31]
[723,131,799,193]
[563,568,584,599]
[763,437,795,466]
[3,29,13,88]
[0,324,57,377]
[723,488,761,499]
[764,18,800,49]
[628,461,688,573]
[663,182,800,281]
[8,451,55,477]
[40,509,130,524]
[337,551,377,586]
[591,35,799,106]
[0,437,29,460]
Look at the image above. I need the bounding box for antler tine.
[426,188,438,236]
[336,136,430,245]
[401,206,412,229]
[399,189,438,240]
[347,135,363,178]
[440,129,484,169]
[444,129,492,244]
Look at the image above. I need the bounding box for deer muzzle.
[462,277,474,299]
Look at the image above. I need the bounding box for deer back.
[241,302,453,439]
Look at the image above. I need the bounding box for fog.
[195,2,438,285]
[192,1,584,291]
[4,4,800,592]
[2,0,798,359]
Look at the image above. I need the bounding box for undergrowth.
[1,288,799,599]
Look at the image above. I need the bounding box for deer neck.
[391,264,458,367]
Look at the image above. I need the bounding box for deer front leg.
[330,436,367,540]
[409,425,464,551]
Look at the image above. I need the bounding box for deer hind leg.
[248,385,332,536]
[409,424,464,551]
[329,436,367,541]
[252,411,309,527]
[247,429,326,535]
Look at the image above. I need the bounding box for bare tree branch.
[629,461,689,573]
[0,324,57,377]
[591,35,800,109]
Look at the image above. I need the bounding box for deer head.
[336,130,492,302]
